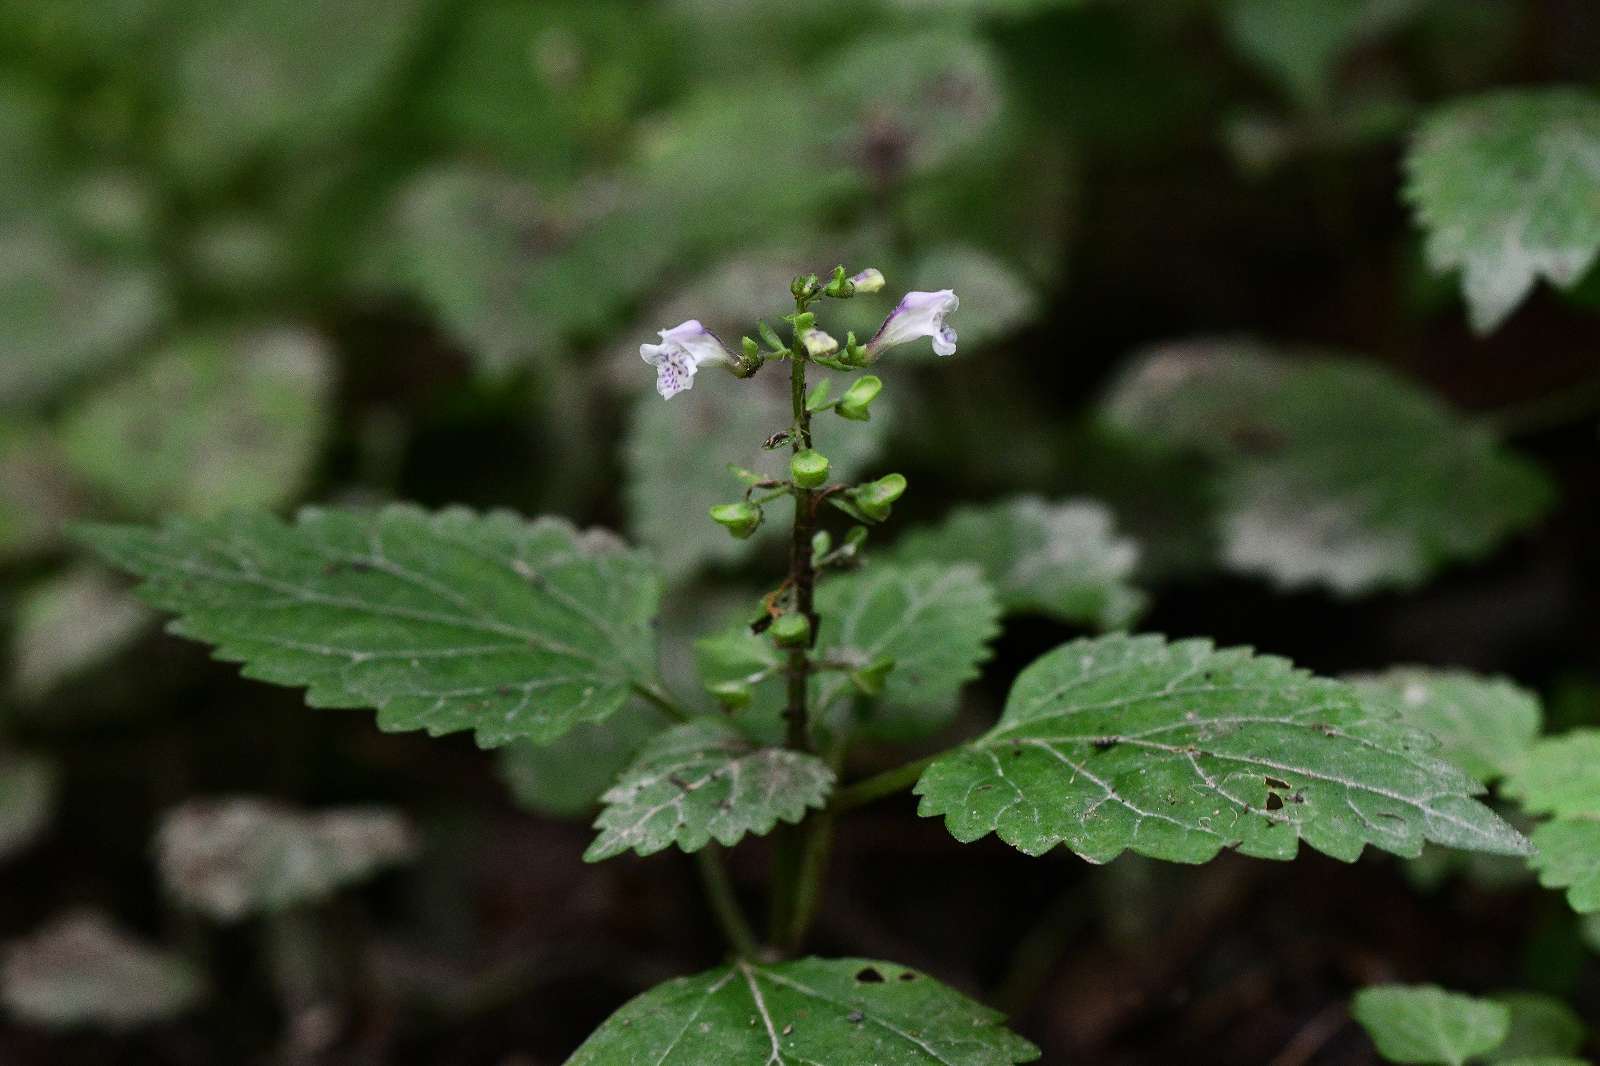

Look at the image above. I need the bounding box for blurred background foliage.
[0,0,1598,1062]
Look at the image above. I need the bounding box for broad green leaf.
[1405,88,1600,333]
[623,367,887,583]
[0,752,59,860]
[0,910,204,1030]
[498,702,669,819]
[161,0,426,180]
[1503,731,1600,819]
[567,956,1040,1065]
[1224,0,1427,110]
[1099,343,1552,595]
[1351,985,1511,1066]
[59,327,332,518]
[1349,668,1542,783]
[1489,993,1586,1062]
[75,506,663,747]
[585,719,834,861]
[155,798,415,921]
[889,497,1144,629]
[1525,819,1600,913]
[10,567,150,702]
[916,633,1529,864]
[0,227,168,409]
[811,562,1002,740]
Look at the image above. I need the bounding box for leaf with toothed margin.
[566,956,1039,1065]
[1351,985,1510,1066]
[584,719,834,861]
[72,506,662,748]
[915,633,1530,865]
[1504,730,1600,914]
[1348,667,1542,784]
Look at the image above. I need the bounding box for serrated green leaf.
[1405,88,1600,333]
[624,368,887,583]
[1504,731,1600,819]
[1099,343,1552,595]
[498,702,669,819]
[585,719,833,861]
[59,327,332,518]
[1525,819,1600,913]
[567,956,1039,1065]
[74,506,663,747]
[1352,985,1511,1066]
[811,562,1002,741]
[916,633,1529,865]
[1489,993,1586,1063]
[0,752,59,861]
[156,798,415,921]
[0,910,204,1030]
[1349,668,1542,783]
[889,497,1145,629]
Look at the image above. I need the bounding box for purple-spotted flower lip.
[865,289,959,358]
[640,319,735,399]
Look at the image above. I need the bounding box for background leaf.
[1349,668,1542,783]
[496,701,669,819]
[1351,984,1511,1066]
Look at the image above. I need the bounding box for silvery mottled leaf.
[917,633,1529,865]
[59,327,333,518]
[0,752,58,860]
[9,567,150,702]
[76,506,663,747]
[585,719,833,861]
[1405,88,1600,333]
[1351,985,1511,1066]
[568,957,1039,1065]
[888,497,1144,629]
[1099,342,1552,594]
[1,910,203,1029]
[157,797,416,921]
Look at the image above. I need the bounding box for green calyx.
[790,449,831,489]
[837,375,882,421]
[709,501,762,539]
[770,612,812,648]
[852,473,906,521]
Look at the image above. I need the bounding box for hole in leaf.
[1265,793,1284,811]
[898,972,917,982]
[855,967,886,984]
[1264,776,1290,791]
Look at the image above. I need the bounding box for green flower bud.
[837,375,882,421]
[790,449,831,489]
[824,265,854,299]
[811,529,833,558]
[849,656,896,697]
[770,612,812,648]
[708,680,752,710]
[709,501,762,539]
[852,473,906,521]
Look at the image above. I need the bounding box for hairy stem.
[696,847,759,960]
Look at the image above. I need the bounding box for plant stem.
[631,681,694,723]
[828,753,941,813]
[696,847,760,960]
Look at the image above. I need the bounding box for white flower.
[639,320,735,399]
[865,289,959,359]
[801,328,839,358]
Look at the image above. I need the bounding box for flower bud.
[849,268,886,294]
[709,501,762,539]
[790,449,830,489]
[770,612,812,648]
[791,273,821,300]
[824,265,854,299]
[811,529,833,557]
[852,473,906,522]
[836,375,882,421]
[801,328,839,358]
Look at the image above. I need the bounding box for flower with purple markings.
[865,289,959,359]
[640,320,736,399]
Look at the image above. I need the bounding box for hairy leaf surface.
[1406,88,1600,333]
[567,956,1039,1065]
[916,634,1528,864]
[1352,985,1511,1066]
[586,719,833,860]
[76,506,662,747]
[889,497,1144,629]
